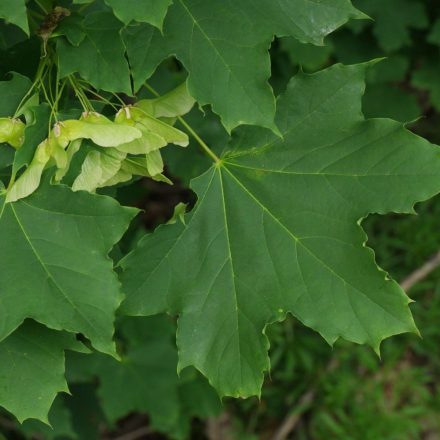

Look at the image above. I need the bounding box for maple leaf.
[125,0,365,132]
[120,63,440,397]
[0,320,86,423]
[0,177,137,355]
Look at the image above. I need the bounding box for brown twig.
[272,390,315,440]
[113,426,151,440]
[400,250,440,291]
[272,358,339,440]
[206,413,233,440]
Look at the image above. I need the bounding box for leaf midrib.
[8,203,101,335]
[176,0,273,123]
[222,165,411,329]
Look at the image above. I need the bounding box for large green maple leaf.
[0,178,137,355]
[120,63,440,397]
[67,316,220,439]
[0,320,86,423]
[57,12,131,94]
[0,1,28,35]
[126,0,365,132]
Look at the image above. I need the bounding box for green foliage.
[121,62,440,398]
[353,0,428,51]
[0,178,137,357]
[104,0,172,29]
[1,1,440,439]
[124,0,365,132]
[67,316,221,439]
[0,320,85,423]
[0,1,28,35]
[57,12,132,93]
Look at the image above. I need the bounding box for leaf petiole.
[143,82,220,163]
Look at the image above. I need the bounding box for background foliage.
[2,0,440,439]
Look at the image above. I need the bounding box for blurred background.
[2,0,440,439]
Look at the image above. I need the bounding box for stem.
[177,116,220,163]
[34,0,49,14]
[143,82,221,163]
[86,89,120,110]
[68,76,93,112]
[14,56,48,117]
[52,80,66,121]
[68,76,87,111]
[39,78,56,132]
[111,92,126,106]
[77,81,121,110]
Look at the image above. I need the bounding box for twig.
[206,413,233,440]
[272,358,339,440]
[400,250,440,291]
[113,426,151,440]
[272,390,315,440]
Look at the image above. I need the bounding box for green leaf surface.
[67,316,221,439]
[365,55,409,84]
[0,178,137,355]
[0,145,14,170]
[0,0,28,35]
[362,84,420,122]
[279,37,333,72]
[21,395,77,439]
[353,0,428,51]
[0,73,32,117]
[127,0,364,132]
[55,15,86,47]
[123,23,170,93]
[104,0,172,29]
[0,320,83,423]
[0,20,28,50]
[412,60,440,112]
[57,12,131,94]
[120,63,440,397]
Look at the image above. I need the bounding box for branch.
[272,359,339,440]
[113,426,151,440]
[272,390,315,440]
[400,250,440,291]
